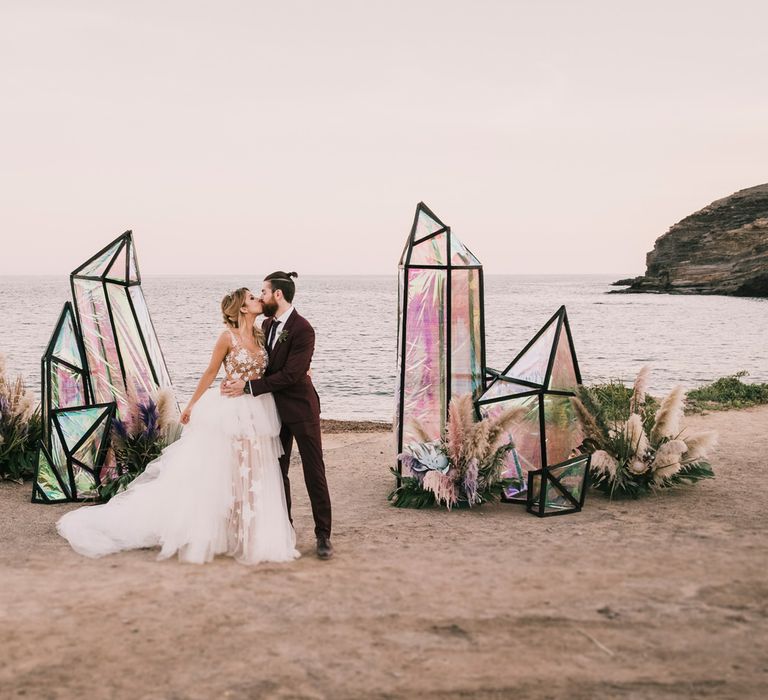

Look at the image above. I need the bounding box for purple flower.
[139,399,159,437]
[112,417,129,440]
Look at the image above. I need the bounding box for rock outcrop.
[614,184,768,297]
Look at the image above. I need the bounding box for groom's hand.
[221,379,246,397]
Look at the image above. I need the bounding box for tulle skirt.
[57,390,300,565]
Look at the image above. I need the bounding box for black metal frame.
[475,306,584,506]
[526,453,591,518]
[396,202,486,484]
[32,403,116,503]
[33,230,175,504]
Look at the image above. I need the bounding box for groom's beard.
[262,300,279,317]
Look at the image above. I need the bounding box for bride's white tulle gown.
[57,332,300,565]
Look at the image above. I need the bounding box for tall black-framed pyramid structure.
[32,231,177,503]
[395,202,486,482]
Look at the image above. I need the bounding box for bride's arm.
[180,332,230,424]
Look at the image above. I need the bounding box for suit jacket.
[247,310,321,425]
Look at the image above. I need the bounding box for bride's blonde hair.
[221,288,265,345]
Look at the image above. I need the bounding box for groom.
[222,271,333,559]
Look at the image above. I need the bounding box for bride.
[57,288,300,565]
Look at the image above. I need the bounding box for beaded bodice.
[223,330,268,382]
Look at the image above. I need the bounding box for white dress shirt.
[267,306,294,350]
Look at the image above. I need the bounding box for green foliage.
[581,380,659,434]
[0,369,43,482]
[387,468,515,509]
[577,370,716,500]
[388,470,437,508]
[686,371,768,412]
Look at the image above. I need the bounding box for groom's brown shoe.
[316,535,333,560]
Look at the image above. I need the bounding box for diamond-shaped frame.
[526,453,591,517]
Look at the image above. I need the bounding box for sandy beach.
[1,406,766,699]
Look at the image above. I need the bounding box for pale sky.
[1,0,766,275]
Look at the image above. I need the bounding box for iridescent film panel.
[450,269,483,399]
[401,268,447,452]
[73,278,128,414]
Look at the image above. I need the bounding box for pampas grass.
[0,354,43,482]
[590,450,618,477]
[390,394,524,509]
[651,439,688,483]
[651,386,686,442]
[683,432,719,463]
[578,368,716,498]
[630,365,650,414]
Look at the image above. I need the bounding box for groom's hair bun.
[265,271,298,302]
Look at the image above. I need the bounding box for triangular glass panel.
[72,238,124,278]
[450,233,481,266]
[504,317,559,386]
[52,305,83,368]
[479,378,541,403]
[49,361,87,411]
[128,238,140,283]
[35,447,69,501]
[549,456,589,504]
[72,463,98,499]
[56,406,111,453]
[50,427,68,485]
[105,241,128,282]
[542,477,575,514]
[413,206,445,241]
[72,414,109,468]
[548,320,579,391]
[409,232,448,266]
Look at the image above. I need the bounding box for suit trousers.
[278,420,332,538]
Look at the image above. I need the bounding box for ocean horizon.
[2,274,765,421]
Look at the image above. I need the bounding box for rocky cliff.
[615,184,768,297]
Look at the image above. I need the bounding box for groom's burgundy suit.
[245,310,332,538]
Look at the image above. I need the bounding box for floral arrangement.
[0,354,42,483]
[575,367,717,499]
[98,388,181,502]
[389,394,524,509]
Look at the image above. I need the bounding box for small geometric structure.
[396,202,485,480]
[476,306,583,501]
[526,453,590,517]
[32,404,115,503]
[71,231,174,419]
[40,302,91,440]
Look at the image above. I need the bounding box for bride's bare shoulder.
[215,328,233,349]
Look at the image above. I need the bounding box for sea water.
[1,275,765,420]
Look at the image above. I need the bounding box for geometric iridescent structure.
[526,453,590,517]
[395,202,485,480]
[33,230,177,504]
[71,231,174,420]
[32,403,115,503]
[476,306,583,502]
